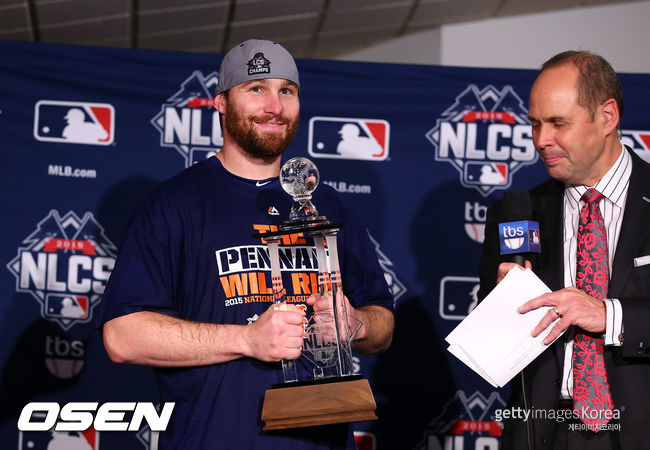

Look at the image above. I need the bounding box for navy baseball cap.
[215,39,300,94]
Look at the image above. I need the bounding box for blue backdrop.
[1,40,649,450]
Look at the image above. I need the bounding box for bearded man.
[97,39,394,449]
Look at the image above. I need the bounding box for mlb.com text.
[322,180,372,194]
[48,164,97,179]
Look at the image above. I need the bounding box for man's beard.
[224,104,299,160]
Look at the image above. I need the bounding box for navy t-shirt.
[97,156,393,449]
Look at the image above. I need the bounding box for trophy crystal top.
[280,157,322,222]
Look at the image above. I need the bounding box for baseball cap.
[215,39,300,94]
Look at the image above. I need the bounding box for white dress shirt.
[560,142,630,398]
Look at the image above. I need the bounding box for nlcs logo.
[6,210,116,330]
[425,85,538,197]
[151,71,224,167]
[34,100,114,146]
[416,390,506,450]
[308,117,390,161]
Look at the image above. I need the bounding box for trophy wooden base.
[261,378,377,430]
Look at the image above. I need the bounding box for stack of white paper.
[446,267,563,387]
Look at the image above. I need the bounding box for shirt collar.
[564,141,630,209]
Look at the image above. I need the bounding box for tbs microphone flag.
[498,190,541,262]
[499,220,541,255]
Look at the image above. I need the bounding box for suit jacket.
[478,147,650,449]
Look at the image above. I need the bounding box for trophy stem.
[266,238,298,383]
[330,284,344,378]
[325,232,354,377]
[313,232,354,378]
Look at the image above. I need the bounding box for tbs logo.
[308,116,389,161]
[464,201,487,243]
[34,100,114,146]
[6,210,116,330]
[45,335,85,379]
[151,71,223,167]
[425,85,538,197]
[499,220,541,254]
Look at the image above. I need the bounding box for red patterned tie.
[573,188,615,431]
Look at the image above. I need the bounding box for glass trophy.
[253,157,376,430]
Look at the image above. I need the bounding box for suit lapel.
[531,181,566,372]
[610,149,650,296]
[533,181,565,291]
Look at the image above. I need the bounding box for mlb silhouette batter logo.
[46,294,89,319]
[34,100,114,145]
[308,116,389,161]
[19,431,98,450]
[19,414,99,450]
[439,276,480,320]
[465,161,508,186]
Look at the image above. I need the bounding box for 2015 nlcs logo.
[151,71,224,167]
[6,210,116,330]
[425,85,538,197]
[416,390,506,450]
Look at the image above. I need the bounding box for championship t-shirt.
[97,156,393,449]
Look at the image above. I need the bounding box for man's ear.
[214,93,227,114]
[600,98,619,136]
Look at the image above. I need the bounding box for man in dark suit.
[479,51,650,449]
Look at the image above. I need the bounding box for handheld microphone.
[498,190,541,267]
[498,189,538,450]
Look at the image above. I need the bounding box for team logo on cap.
[151,71,223,167]
[6,210,116,330]
[425,85,538,197]
[34,100,114,146]
[248,52,271,75]
[308,117,390,161]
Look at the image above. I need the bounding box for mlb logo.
[19,431,99,450]
[308,116,389,161]
[46,294,88,319]
[34,100,115,145]
[439,276,480,320]
[464,162,508,186]
[19,413,99,450]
